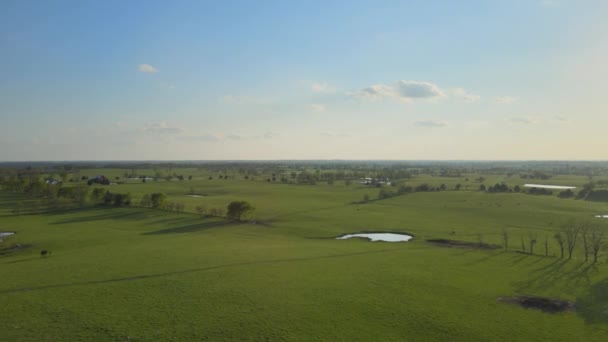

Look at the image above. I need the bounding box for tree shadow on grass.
[513,260,598,295]
[46,207,197,228]
[142,220,235,235]
[577,277,608,324]
[48,209,157,225]
[464,250,503,266]
[0,248,402,294]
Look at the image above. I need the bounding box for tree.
[479,184,486,191]
[590,223,605,263]
[554,232,565,258]
[226,201,255,221]
[521,235,526,253]
[544,236,549,256]
[581,221,591,262]
[502,228,509,253]
[140,194,151,207]
[150,193,167,209]
[195,205,207,217]
[528,231,537,255]
[564,223,581,260]
[90,188,105,203]
[112,193,132,207]
[72,185,89,206]
[363,194,370,203]
[455,184,462,191]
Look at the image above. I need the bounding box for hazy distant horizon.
[1,159,608,165]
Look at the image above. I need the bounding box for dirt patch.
[426,239,500,250]
[498,296,575,313]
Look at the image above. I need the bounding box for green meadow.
[1,165,608,341]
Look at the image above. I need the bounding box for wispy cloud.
[138,64,158,73]
[220,94,270,105]
[320,131,351,138]
[179,134,222,142]
[263,132,280,139]
[310,104,326,112]
[179,131,280,142]
[353,80,445,102]
[311,82,336,93]
[415,120,447,128]
[553,115,568,122]
[495,96,518,104]
[451,88,481,102]
[510,117,540,124]
[142,121,184,134]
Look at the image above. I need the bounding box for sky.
[1,0,607,161]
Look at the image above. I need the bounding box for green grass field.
[1,172,608,341]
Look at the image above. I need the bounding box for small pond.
[524,184,576,190]
[596,215,608,218]
[0,232,15,238]
[336,233,412,242]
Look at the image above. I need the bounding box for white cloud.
[353,80,445,103]
[310,104,326,112]
[311,82,336,93]
[138,64,158,73]
[495,96,518,104]
[143,121,184,134]
[414,120,447,128]
[451,88,481,102]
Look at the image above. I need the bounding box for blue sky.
[1,0,607,160]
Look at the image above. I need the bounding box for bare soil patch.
[498,296,575,313]
[426,239,500,250]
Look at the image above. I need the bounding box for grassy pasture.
[1,171,608,341]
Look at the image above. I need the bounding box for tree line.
[502,221,606,263]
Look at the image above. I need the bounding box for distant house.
[45,178,61,185]
[87,175,110,186]
[359,177,391,186]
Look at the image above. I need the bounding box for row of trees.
[137,192,255,221]
[501,221,606,263]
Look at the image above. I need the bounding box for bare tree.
[564,223,581,260]
[502,228,509,253]
[528,231,537,255]
[195,205,207,217]
[554,232,565,258]
[590,223,605,263]
[580,221,590,262]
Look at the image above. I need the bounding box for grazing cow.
[40,250,51,257]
